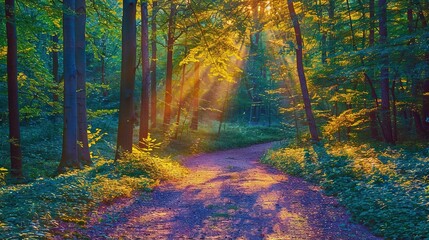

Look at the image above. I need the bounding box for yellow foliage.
[139,133,161,152]
[17,72,28,82]
[91,175,153,202]
[0,168,7,187]
[323,109,370,140]
[0,46,7,59]
[328,144,396,176]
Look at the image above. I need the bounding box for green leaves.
[263,140,429,239]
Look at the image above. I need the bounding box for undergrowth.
[262,140,429,239]
[0,147,187,239]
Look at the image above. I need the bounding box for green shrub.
[0,168,6,187]
[262,141,429,239]
[0,150,187,239]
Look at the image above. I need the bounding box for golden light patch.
[137,209,175,223]
[256,191,281,210]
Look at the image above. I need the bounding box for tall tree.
[59,0,80,172]
[190,62,200,130]
[101,35,108,97]
[116,0,137,159]
[52,34,60,102]
[287,0,319,142]
[150,0,158,128]
[378,0,394,144]
[163,1,177,128]
[327,0,336,59]
[367,0,380,140]
[139,0,150,147]
[175,43,187,138]
[5,0,23,177]
[76,0,91,165]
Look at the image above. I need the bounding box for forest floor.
[61,142,380,239]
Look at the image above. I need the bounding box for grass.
[262,139,429,239]
[0,115,284,239]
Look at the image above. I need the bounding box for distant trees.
[5,0,23,177]
[190,62,201,130]
[275,0,429,142]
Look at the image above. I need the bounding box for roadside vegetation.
[263,138,429,239]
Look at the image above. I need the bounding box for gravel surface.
[78,142,380,239]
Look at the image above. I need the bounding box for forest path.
[80,142,379,239]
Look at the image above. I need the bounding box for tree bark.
[75,0,91,165]
[163,1,176,128]
[327,0,336,58]
[391,80,398,142]
[150,0,158,128]
[364,73,382,140]
[345,0,356,50]
[422,80,429,133]
[190,62,200,131]
[378,0,394,144]
[101,35,108,97]
[59,0,80,172]
[139,1,150,148]
[52,34,60,102]
[175,48,187,139]
[287,0,319,142]
[369,0,375,46]
[5,0,23,177]
[116,0,137,159]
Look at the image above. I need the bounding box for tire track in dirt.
[80,142,380,239]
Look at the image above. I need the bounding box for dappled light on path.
[81,143,379,239]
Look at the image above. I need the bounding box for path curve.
[81,142,379,239]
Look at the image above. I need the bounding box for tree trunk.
[364,73,382,140]
[163,1,176,128]
[345,0,356,50]
[369,0,375,46]
[190,62,200,131]
[315,0,327,64]
[378,0,394,144]
[59,0,80,172]
[327,0,336,58]
[5,0,23,177]
[366,0,380,140]
[150,0,158,129]
[116,0,137,159]
[415,0,429,79]
[391,80,398,142]
[422,80,429,133]
[101,35,108,97]
[139,1,150,148]
[175,50,187,139]
[287,0,319,142]
[52,34,60,102]
[75,0,91,165]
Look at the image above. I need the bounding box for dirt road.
[81,142,379,239]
